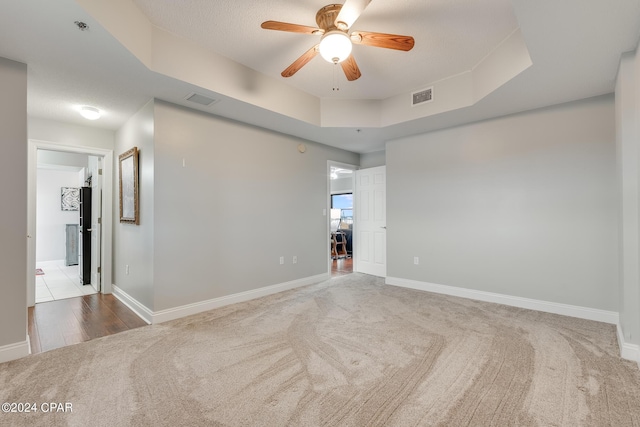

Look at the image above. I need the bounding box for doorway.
[328,161,357,277]
[35,151,99,302]
[27,140,114,307]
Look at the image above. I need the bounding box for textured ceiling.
[132,0,519,100]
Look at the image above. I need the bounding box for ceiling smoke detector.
[74,21,89,31]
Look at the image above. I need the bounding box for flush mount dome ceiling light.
[79,106,101,120]
[319,30,352,63]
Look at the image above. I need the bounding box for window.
[331,193,353,230]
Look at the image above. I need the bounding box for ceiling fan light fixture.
[79,106,101,120]
[319,31,352,64]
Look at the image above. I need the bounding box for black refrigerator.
[79,186,92,285]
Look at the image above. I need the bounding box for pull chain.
[333,62,340,91]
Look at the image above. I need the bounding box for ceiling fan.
[261,0,415,81]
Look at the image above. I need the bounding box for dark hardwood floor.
[332,256,353,277]
[28,293,148,355]
[29,265,352,355]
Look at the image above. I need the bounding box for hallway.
[331,257,353,277]
[28,293,147,354]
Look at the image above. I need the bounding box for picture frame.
[61,187,79,211]
[119,147,139,224]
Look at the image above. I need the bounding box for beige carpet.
[1,274,639,426]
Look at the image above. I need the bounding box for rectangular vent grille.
[412,87,433,106]
[185,93,218,106]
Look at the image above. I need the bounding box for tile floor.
[35,262,97,303]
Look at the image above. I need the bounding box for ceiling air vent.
[411,87,433,107]
[185,93,219,107]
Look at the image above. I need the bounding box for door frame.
[89,155,103,292]
[27,139,114,307]
[327,161,358,274]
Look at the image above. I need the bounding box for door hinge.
[98,217,102,224]
[97,267,101,273]
[98,168,103,175]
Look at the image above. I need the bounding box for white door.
[90,157,102,291]
[355,166,386,277]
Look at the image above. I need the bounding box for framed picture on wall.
[61,187,79,211]
[119,147,139,224]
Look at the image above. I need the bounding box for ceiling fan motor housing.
[316,4,343,31]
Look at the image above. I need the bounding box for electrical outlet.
[414,257,419,265]
[279,256,284,265]
[293,256,297,264]
[125,264,130,275]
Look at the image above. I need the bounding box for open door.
[90,156,102,291]
[355,166,386,277]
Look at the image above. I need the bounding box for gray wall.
[360,150,386,168]
[114,100,155,310]
[616,48,640,346]
[387,95,618,311]
[0,58,27,349]
[152,101,359,311]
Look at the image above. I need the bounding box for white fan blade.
[335,0,372,30]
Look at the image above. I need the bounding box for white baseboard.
[152,273,329,324]
[113,273,329,325]
[112,286,153,325]
[386,277,640,364]
[0,339,30,364]
[617,323,640,367]
[385,277,619,325]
